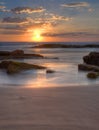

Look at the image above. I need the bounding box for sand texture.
[0,86,99,130]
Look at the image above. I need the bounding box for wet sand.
[0,85,99,130]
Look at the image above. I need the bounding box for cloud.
[0,24,27,35]
[0,4,10,12]
[0,25,26,31]
[0,5,45,13]
[32,13,73,26]
[51,14,72,21]
[0,15,53,34]
[88,8,94,12]
[0,5,5,9]
[0,9,10,12]
[0,30,25,35]
[11,6,45,14]
[42,32,99,38]
[0,19,48,35]
[2,17,31,24]
[61,2,90,8]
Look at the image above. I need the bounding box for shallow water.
[0,42,99,88]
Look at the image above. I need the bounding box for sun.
[32,30,43,42]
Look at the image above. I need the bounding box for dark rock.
[0,61,46,74]
[32,44,99,48]
[0,51,10,56]
[83,52,99,66]
[0,61,12,69]
[78,64,99,72]
[79,52,99,79]
[87,72,99,79]
[33,44,64,48]
[52,57,59,59]
[23,54,44,58]
[0,49,44,59]
[8,54,44,59]
[11,50,24,56]
[46,69,55,73]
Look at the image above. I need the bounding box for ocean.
[0,42,99,88]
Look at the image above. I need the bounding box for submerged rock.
[0,51,10,56]
[46,69,55,73]
[0,61,46,74]
[32,44,99,48]
[78,64,99,72]
[87,72,99,79]
[0,61,12,69]
[0,50,44,59]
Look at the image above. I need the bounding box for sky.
[0,0,99,42]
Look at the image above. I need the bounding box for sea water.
[0,42,99,88]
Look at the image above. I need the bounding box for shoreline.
[0,85,99,130]
[0,83,99,88]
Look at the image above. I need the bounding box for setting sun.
[32,30,43,42]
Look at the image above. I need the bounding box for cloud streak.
[42,32,99,38]
[2,17,31,24]
[51,14,72,21]
[0,5,5,9]
[61,2,90,8]
[0,4,10,12]
[0,30,25,35]
[11,6,45,14]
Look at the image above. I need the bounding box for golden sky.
[0,0,99,42]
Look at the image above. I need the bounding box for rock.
[52,57,59,59]
[11,50,24,56]
[83,52,99,66]
[46,69,55,73]
[7,63,20,74]
[0,49,44,59]
[0,51,10,56]
[22,54,44,58]
[87,72,99,79]
[8,54,44,59]
[32,44,99,48]
[0,61,12,69]
[79,52,99,79]
[33,44,65,48]
[0,61,46,74]
[78,64,99,72]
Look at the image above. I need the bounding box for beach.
[0,0,99,128]
[0,42,99,129]
[0,85,99,130]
